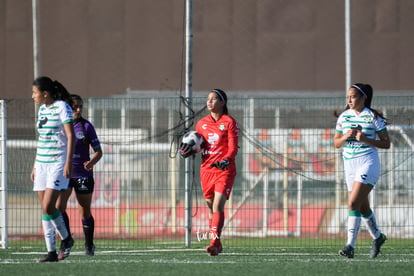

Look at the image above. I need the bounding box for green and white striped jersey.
[35,100,73,164]
[335,107,387,160]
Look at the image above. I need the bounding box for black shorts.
[69,176,95,194]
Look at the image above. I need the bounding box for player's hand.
[344,129,356,140]
[210,159,230,170]
[179,141,195,158]
[83,161,93,171]
[64,163,72,179]
[354,130,366,142]
[348,124,362,138]
[31,167,35,182]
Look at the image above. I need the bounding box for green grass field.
[1,239,414,276]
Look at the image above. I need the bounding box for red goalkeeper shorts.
[200,170,236,199]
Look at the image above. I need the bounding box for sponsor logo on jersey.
[207,133,219,144]
[76,131,85,140]
[38,116,48,128]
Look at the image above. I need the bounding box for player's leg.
[76,192,95,255]
[360,155,381,240]
[206,192,226,255]
[361,197,387,258]
[36,190,58,262]
[42,188,74,260]
[42,188,69,239]
[34,164,59,262]
[206,172,235,256]
[56,185,75,260]
[38,188,73,262]
[205,198,213,229]
[46,164,74,260]
[56,185,74,236]
[361,198,380,239]
[340,181,372,258]
[200,171,222,256]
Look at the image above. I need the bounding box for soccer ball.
[181,131,204,154]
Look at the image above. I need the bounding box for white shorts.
[344,153,380,192]
[33,162,70,191]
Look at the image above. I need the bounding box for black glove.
[210,159,230,171]
[179,141,195,158]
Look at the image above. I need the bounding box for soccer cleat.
[206,239,222,256]
[370,233,387,258]
[37,251,58,263]
[85,244,95,256]
[206,244,219,256]
[217,240,223,253]
[58,236,75,260]
[339,244,354,258]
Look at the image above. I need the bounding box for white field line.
[2,249,414,264]
[2,257,414,265]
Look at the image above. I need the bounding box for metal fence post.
[0,100,8,249]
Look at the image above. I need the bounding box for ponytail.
[53,80,72,106]
[33,76,72,106]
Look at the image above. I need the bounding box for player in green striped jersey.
[31,76,75,262]
[334,83,390,258]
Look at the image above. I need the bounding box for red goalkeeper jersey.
[196,114,239,172]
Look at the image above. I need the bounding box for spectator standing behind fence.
[57,94,102,258]
[334,83,390,259]
[30,76,75,262]
[180,89,239,256]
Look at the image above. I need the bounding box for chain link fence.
[1,94,414,250]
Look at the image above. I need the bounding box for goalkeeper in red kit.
[180,89,239,256]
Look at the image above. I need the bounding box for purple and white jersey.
[72,118,101,178]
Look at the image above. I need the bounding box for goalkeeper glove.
[210,159,230,171]
[179,141,195,158]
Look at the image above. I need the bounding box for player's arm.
[83,123,103,170]
[334,129,356,148]
[224,124,239,162]
[211,121,239,170]
[31,161,36,182]
[355,130,390,149]
[334,131,345,148]
[64,122,75,178]
[84,147,103,171]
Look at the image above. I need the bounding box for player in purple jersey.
[57,94,102,258]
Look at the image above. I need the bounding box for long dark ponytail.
[352,83,386,121]
[32,76,72,106]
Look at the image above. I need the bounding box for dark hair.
[352,83,373,108]
[32,76,72,106]
[335,83,386,122]
[71,94,90,145]
[211,89,228,115]
[71,94,83,103]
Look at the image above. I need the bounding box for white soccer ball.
[182,131,204,154]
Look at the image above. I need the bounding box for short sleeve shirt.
[35,100,73,164]
[72,118,101,178]
[335,107,387,160]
